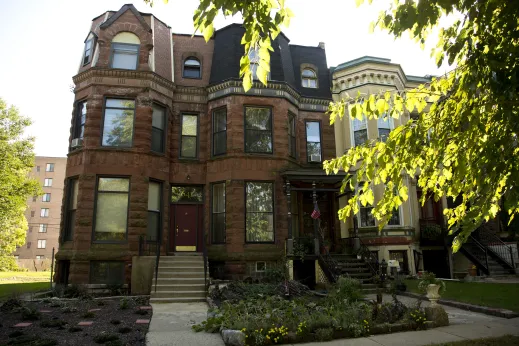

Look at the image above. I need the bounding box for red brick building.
[55,4,342,288]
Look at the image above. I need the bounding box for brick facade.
[55,4,334,285]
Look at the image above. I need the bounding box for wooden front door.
[171,204,199,251]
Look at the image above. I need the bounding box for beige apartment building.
[14,156,66,271]
[331,57,435,275]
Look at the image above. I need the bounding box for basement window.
[90,261,125,285]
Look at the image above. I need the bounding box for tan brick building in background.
[14,156,66,271]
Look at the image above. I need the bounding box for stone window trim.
[212,106,227,157]
[244,105,274,154]
[151,102,168,154]
[182,52,203,79]
[210,181,226,244]
[92,176,131,244]
[147,180,163,242]
[71,100,88,149]
[288,112,297,159]
[63,177,79,242]
[300,63,319,88]
[305,119,322,163]
[179,113,200,160]
[244,180,276,244]
[82,32,97,66]
[101,97,136,148]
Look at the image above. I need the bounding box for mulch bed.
[0,297,150,345]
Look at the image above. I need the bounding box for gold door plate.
[176,246,196,251]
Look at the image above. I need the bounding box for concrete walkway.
[146,296,519,346]
[146,302,224,346]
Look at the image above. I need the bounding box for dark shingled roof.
[209,23,331,100]
[100,4,152,33]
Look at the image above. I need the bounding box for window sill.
[182,76,202,80]
[91,241,128,244]
[244,242,276,245]
[178,158,200,162]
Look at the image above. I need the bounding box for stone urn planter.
[426,284,441,307]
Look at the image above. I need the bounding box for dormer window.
[110,32,140,70]
[83,38,93,65]
[183,57,201,78]
[249,48,270,81]
[302,68,317,88]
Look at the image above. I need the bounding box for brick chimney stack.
[318,42,325,49]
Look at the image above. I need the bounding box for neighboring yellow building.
[331,56,437,275]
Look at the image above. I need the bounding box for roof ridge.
[100,4,152,33]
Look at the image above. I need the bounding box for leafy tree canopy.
[147,0,519,251]
[0,98,41,264]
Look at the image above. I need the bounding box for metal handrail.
[475,229,516,269]
[154,241,160,293]
[316,228,340,282]
[202,233,208,290]
[467,235,490,274]
[345,236,379,277]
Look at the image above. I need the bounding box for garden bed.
[0,296,151,346]
[195,277,449,346]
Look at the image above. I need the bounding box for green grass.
[430,335,519,345]
[405,279,519,312]
[0,271,50,283]
[0,282,50,299]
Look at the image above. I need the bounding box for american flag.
[311,202,321,219]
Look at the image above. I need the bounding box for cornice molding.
[73,68,176,91]
[207,79,331,112]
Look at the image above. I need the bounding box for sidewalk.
[146,295,519,346]
[146,302,224,346]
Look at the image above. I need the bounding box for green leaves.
[0,98,41,257]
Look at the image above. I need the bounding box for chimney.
[318,42,325,49]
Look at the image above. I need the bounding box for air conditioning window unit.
[71,138,83,148]
[310,154,321,162]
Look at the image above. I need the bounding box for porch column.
[286,180,293,254]
[312,181,319,255]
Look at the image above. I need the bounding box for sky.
[0,0,450,157]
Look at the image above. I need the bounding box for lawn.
[430,335,519,345]
[0,271,51,299]
[405,279,519,312]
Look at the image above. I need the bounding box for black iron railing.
[345,236,379,277]
[138,235,161,293]
[316,230,340,282]
[462,236,490,275]
[202,234,208,290]
[474,229,516,271]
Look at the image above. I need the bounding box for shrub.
[105,341,124,346]
[97,300,106,306]
[106,284,124,296]
[64,284,90,299]
[61,305,78,314]
[118,326,132,334]
[0,255,22,271]
[21,307,41,321]
[82,311,95,318]
[119,298,129,310]
[93,332,119,344]
[0,297,23,312]
[418,271,446,294]
[421,224,443,239]
[41,319,67,328]
[49,299,63,308]
[328,277,363,302]
[262,266,285,283]
[110,319,122,325]
[51,285,65,298]
[8,331,24,338]
[134,296,148,306]
[68,326,82,333]
[315,328,334,342]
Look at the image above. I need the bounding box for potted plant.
[468,264,477,276]
[418,271,446,306]
[421,224,443,239]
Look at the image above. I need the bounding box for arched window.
[111,32,140,70]
[302,68,317,88]
[183,57,201,78]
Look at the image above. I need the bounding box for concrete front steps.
[150,253,207,303]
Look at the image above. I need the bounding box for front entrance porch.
[282,169,377,287]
